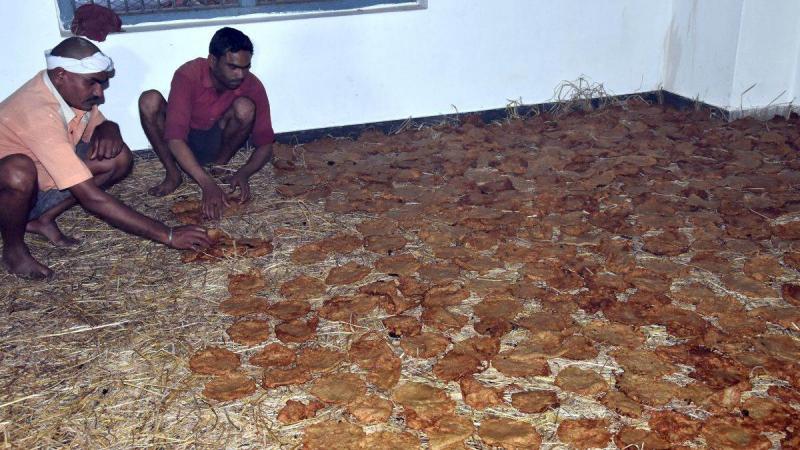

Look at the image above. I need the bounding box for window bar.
[122,0,129,13]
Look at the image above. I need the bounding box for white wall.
[1,1,671,150]
[664,0,800,114]
[731,0,800,112]
[663,0,744,107]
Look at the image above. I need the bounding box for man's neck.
[209,68,228,93]
[42,71,79,124]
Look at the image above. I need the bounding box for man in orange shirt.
[0,37,210,279]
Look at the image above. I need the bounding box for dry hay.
[5,102,800,449]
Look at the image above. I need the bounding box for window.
[57,0,425,30]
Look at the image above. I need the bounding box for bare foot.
[26,218,79,247]
[148,175,182,197]
[2,248,53,279]
[25,217,80,247]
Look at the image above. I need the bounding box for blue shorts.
[187,123,223,166]
[28,142,90,220]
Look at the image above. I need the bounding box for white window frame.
[56,0,427,34]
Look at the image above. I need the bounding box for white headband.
[44,50,114,74]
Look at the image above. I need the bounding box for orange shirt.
[0,71,104,191]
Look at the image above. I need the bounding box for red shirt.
[164,58,274,146]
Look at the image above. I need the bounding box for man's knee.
[113,146,134,178]
[138,90,166,118]
[0,154,37,192]
[231,97,255,123]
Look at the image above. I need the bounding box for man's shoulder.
[242,73,267,95]
[0,72,59,120]
[174,57,208,78]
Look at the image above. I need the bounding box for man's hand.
[200,181,230,220]
[89,121,125,160]
[224,170,252,204]
[168,225,212,250]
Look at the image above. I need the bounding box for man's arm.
[226,143,273,203]
[69,179,211,249]
[162,67,228,218]
[167,138,229,219]
[88,120,125,161]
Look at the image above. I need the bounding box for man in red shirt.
[139,27,275,219]
[0,37,210,278]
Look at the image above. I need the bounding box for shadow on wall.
[663,16,682,93]
[98,43,150,141]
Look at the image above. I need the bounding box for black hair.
[51,37,99,58]
[209,27,254,57]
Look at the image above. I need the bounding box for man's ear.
[208,54,217,68]
[48,68,68,87]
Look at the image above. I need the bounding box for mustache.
[86,96,103,104]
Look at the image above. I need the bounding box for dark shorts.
[28,142,91,221]
[187,123,223,166]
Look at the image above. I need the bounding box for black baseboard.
[133,89,719,159]
[272,91,643,145]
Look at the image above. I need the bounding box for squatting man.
[139,27,275,220]
[0,37,211,279]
